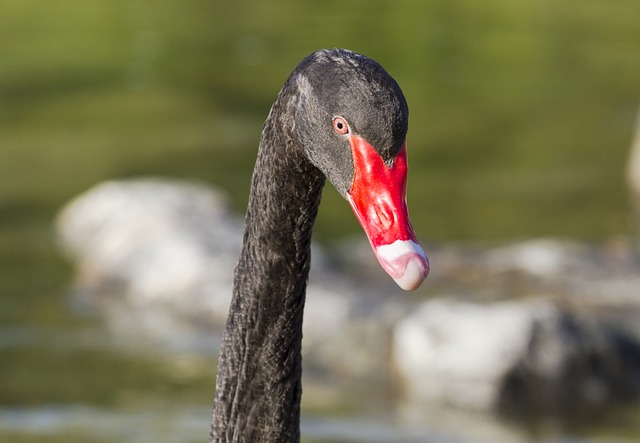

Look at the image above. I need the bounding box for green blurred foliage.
[1,0,639,244]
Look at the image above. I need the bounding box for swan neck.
[210,97,325,442]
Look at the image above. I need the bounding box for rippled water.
[2,403,637,443]
[2,314,640,443]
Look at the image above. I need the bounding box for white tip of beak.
[374,240,429,291]
[394,254,429,290]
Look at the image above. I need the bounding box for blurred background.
[2,0,640,442]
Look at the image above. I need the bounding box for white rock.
[393,298,553,410]
[57,178,242,325]
[56,178,393,379]
[393,296,640,416]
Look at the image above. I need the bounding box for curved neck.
[210,97,325,442]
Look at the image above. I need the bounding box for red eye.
[332,116,349,135]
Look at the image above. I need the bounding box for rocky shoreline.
[56,178,640,422]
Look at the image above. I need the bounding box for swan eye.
[332,117,349,135]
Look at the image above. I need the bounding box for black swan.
[210,48,429,442]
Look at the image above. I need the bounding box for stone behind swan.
[57,177,640,424]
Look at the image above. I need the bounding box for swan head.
[289,48,429,291]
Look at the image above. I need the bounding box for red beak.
[346,136,429,291]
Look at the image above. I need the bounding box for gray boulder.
[56,178,397,379]
[393,297,640,418]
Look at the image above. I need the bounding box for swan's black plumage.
[210,49,410,443]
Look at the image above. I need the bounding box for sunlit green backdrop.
[2,0,640,325]
[3,0,640,245]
